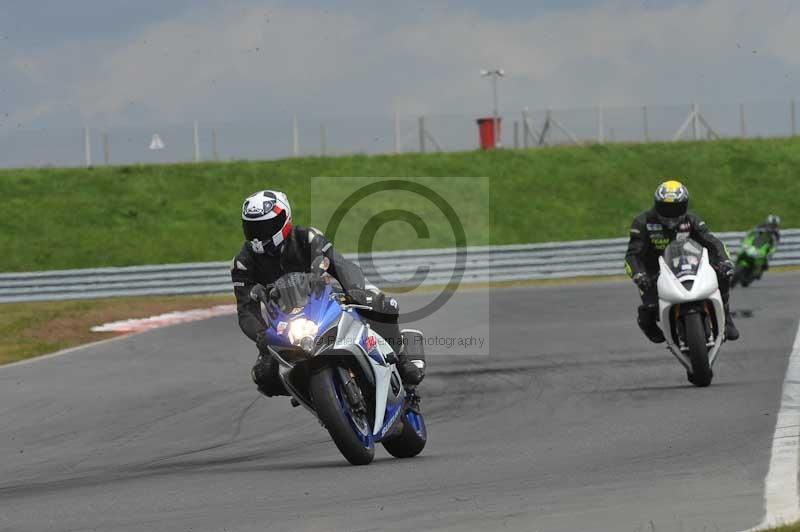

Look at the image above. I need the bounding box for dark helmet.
[653,180,689,229]
[765,214,781,229]
[241,190,292,256]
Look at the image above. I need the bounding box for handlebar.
[330,291,373,311]
[341,304,374,311]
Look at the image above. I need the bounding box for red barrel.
[477,117,501,149]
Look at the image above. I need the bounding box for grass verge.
[2,137,799,272]
[0,281,564,365]
[0,294,233,365]
[0,276,623,365]
[765,523,800,531]
[4,267,800,366]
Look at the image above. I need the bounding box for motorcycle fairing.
[737,231,773,277]
[334,311,405,438]
[657,247,725,370]
[265,278,406,442]
[261,282,341,348]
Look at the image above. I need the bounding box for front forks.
[339,367,367,416]
[672,304,715,352]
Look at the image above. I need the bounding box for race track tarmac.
[2,273,799,531]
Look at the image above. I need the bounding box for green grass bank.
[1,138,799,272]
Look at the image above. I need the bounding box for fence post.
[103,132,110,165]
[691,103,698,141]
[522,109,530,148]
[211,128,219,161]
[320,123,327,156]
[393,112,401,154]
[792,100,797,137]
[292,116,300,157]
[193,121,201,162]
[596,106,604,144]
[739,103,747,138]
[642,105,650,142]
[539,109,552,146]
[83,125,92,167]
[418,116,426,153]
[513,121,519,149]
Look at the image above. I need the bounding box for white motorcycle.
[657,238,725,387]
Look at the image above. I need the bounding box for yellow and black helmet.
[653,180,689,228]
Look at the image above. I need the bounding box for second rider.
[625,180,740,344]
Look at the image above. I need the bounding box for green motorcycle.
[732,230,776,287]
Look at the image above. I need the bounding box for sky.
[1,0,799,130]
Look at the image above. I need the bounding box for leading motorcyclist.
[231,189,424,397]
[625,180,740,343]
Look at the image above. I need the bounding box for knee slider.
[251,355,280,390]
[251,359,271,387]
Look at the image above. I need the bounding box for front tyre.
[734,263,752,288]
[685,312,713,387]
[382,410,427,459]
[310,366,374,465]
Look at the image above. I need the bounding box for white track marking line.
[90,305,235,333]
[749,320,800,530]
[0,305,236,372]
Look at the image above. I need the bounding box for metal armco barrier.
[1,229,798,303]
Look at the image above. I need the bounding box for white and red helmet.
[241,190,292,255]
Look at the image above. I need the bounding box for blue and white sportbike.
[257,257,427,465]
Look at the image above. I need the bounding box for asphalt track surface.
[2,273,799,532]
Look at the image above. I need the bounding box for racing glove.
[718,259,735,281]
[250,284,271,303]
[347,288,372,306]
[250,283,278,323]
[632,272,652,292]
[347,289,387,311]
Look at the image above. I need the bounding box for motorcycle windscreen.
[663,239,703,279]
[272,272,311,313]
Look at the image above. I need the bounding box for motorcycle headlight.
[288,318,319,352]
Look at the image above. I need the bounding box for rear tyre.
[685,313,713,387]
[310,366,374,465]
[382,410,427,458]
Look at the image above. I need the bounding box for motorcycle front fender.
[659,292,725,370]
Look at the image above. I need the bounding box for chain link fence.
[2,100,798,168]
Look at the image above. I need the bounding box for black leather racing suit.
[231,225,403,395]
[624,208,732,338]
[750,224,781,271]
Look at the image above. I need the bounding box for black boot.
[725,308,740,341]
[397,329,426,386]
[637,305,665,343]
[251,353,289,397]
[641,324,666,343]
[397,349,425,386]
